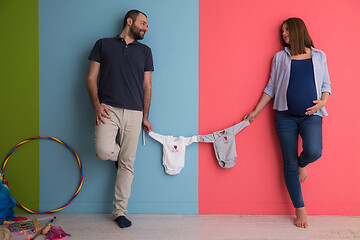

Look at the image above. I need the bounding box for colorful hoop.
[1,136,83,214]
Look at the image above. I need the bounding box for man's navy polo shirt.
[89,36,154,111]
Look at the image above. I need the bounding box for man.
[86,9,153,228]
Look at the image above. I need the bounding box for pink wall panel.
[199,0,360,215]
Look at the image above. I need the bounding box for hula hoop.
[1,136,83,214]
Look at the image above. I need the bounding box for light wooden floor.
[10,214,360,240]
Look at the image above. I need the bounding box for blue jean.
[275,111,323,208]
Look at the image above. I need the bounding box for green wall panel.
[0,0,39,213]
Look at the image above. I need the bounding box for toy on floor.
[12,216,28,221]
[9,219,40,236]
[42,223,54,235]
[45,225,71,240]
[0,175,15,223]
[1,136,83,214]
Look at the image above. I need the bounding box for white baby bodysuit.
[148,131,198,175]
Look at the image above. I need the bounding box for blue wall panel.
[39,0,198,213]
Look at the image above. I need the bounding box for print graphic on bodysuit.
[198,120,250,168]
[148,131,198,175]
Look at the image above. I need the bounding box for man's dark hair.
[123,9,147,29]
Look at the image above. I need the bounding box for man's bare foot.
[299,167,307,183]
[295,207,308,228]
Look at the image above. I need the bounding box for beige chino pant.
[94,104,143,219]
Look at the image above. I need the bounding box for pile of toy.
[1,216,71,240]
[1,174,71,240]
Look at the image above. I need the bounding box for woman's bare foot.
[299,167,307,183]
[295,207,308,228]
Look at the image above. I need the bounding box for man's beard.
[130,24,145,40]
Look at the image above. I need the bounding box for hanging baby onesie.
[148,131,198,175]
[198,120,250,168]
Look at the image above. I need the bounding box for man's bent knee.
[95,145,119,161]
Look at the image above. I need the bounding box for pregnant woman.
[244,17,331,228]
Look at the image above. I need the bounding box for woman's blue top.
[286,58,317,116]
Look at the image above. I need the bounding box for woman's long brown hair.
[281,18,314,56]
